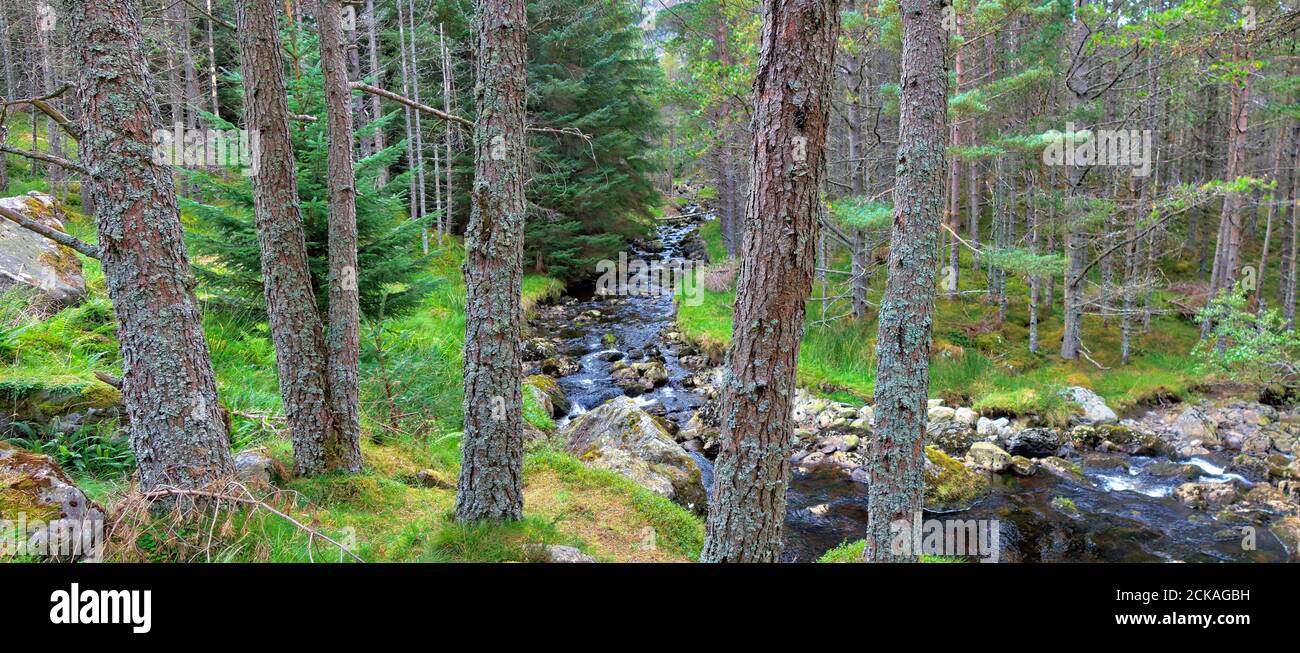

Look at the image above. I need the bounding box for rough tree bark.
[455,0,528,522]
[236,0,355,475]
[700,0,841,563]
[319,0,365,470]
[863,0,949,562]
[67,0,234,490]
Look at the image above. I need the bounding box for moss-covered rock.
[524,374,569,418]
[560,396,706,513]
[923,445,989,511]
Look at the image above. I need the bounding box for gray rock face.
[1006,428,1062,458]
[0,192,86,311]
[1062,386,1117,424]
[561,396,706,513]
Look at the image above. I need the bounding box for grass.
[678,217,1209,422]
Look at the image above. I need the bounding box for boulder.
[968,442,1012,472]
[521,337,559,362]
[927,405,956,422]
[631,361,669,387]
[1173,481,1242,511]
[0,443,105,560]
[927,419,974,457]
[541,355,580,378]
[1006,427,1062,458]
[923,446,989,512]
[233,449,285,487]
[525,374,570,418]
[1171,407,1219,447]
[561,396,706,512]
[1270,516,1300,562]
[1062,386,1117,424]
[0,192,86,311]
[954,407,979,426]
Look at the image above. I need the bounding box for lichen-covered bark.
[863,0,949,562]
[67,0,233,490]
[455,0,527,522]
[235,0,352,475]
[700,0,841,563]
[319,0,364,470]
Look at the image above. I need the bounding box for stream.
[531,215,1291,563]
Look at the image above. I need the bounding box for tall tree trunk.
[366,0,388,186]
[236,0,349,476]
[701,0,841,563]
[455,0,528,523]
[67,0,233,490]
[319,0,365,471]
[863,0,948,562]
[1060,0,1091,360]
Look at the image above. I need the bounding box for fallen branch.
[350,82,594,151]
[0,143,89,175]
[137,482,365,563]
[350,82,474,129]
[0,205,100,259]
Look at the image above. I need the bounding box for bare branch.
[0,205,100,259]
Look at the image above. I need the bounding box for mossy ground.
[816,539,966,563]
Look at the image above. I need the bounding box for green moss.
[923,445,989,511]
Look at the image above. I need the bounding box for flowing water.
[532,216,1289,563]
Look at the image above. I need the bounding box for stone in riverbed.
[923,446,989,512]
[1173,481,1242,511]
[1005,427,1062,458]
[525,374,570,418]
[968,442,1012,472]
[927,419,974,457]
[541,355,580,378]
[1171,407,1219,447]
[561,396,706,513]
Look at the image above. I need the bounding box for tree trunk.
[1060,0,1091,360]
[67,0,233,490]
[863,0,948,562]
[701,0,841,563]
[1203,43,1251,338]
[366,0,388,186]
[235,0,349,476]
[455,0,528,523]
[319,0,365,471]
